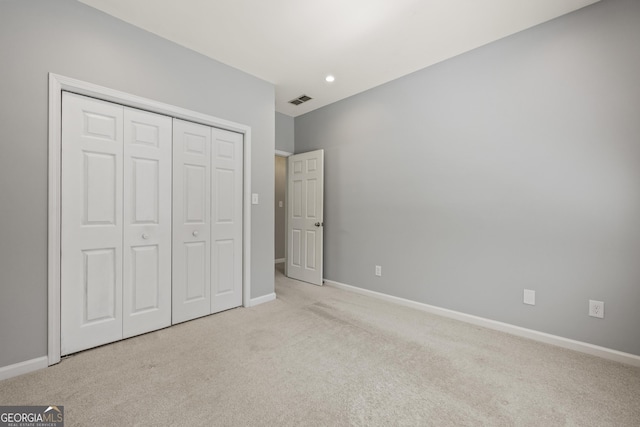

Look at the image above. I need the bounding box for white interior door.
[122,107,172,338]
[211,128,244,313]
[56,86,248,359]
[61,92,124,355]
[287,150,324,285]
[172,119,212,323]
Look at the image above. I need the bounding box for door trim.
[47,73,252,366]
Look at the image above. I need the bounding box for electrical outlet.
[589,300,604,318]
[375,265,382,277]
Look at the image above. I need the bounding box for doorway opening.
[274,154,287,267]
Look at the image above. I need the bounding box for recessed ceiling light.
[325,75,335,83]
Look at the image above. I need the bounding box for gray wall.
[275,156,287,261]
[0,0,274,369]
[275,112,295,153]
[295,0,640,356]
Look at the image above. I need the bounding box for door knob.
[192,231,199,237]
[314,222,323,227]
[142,233,149,239]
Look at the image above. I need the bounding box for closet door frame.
[47,73,253,366]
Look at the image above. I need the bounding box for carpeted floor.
[1,265,639,426]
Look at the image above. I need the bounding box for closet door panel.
[123,107,172,338]
[61,92,124,355]
[211,128,243,313]
[60,91,246,357]
[172,119,212,323]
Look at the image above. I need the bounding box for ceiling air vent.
[289,94,313,106]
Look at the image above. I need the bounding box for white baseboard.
[324,279,640,367]
[274,258,285,264]
[0,356,48,381]
[247,292,276,307]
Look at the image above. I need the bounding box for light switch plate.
[252,193,259,205]
[523,289,535,305]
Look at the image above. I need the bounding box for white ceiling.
[78,0,599,117]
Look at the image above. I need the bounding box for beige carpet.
[1,265,639,426]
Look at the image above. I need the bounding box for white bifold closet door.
[61,92,172,355]
[171,120,211,323]
[172,120,244,323]
[210,128,243,313]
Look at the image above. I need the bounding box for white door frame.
[47,73,252,366]
[274,150,292,268]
